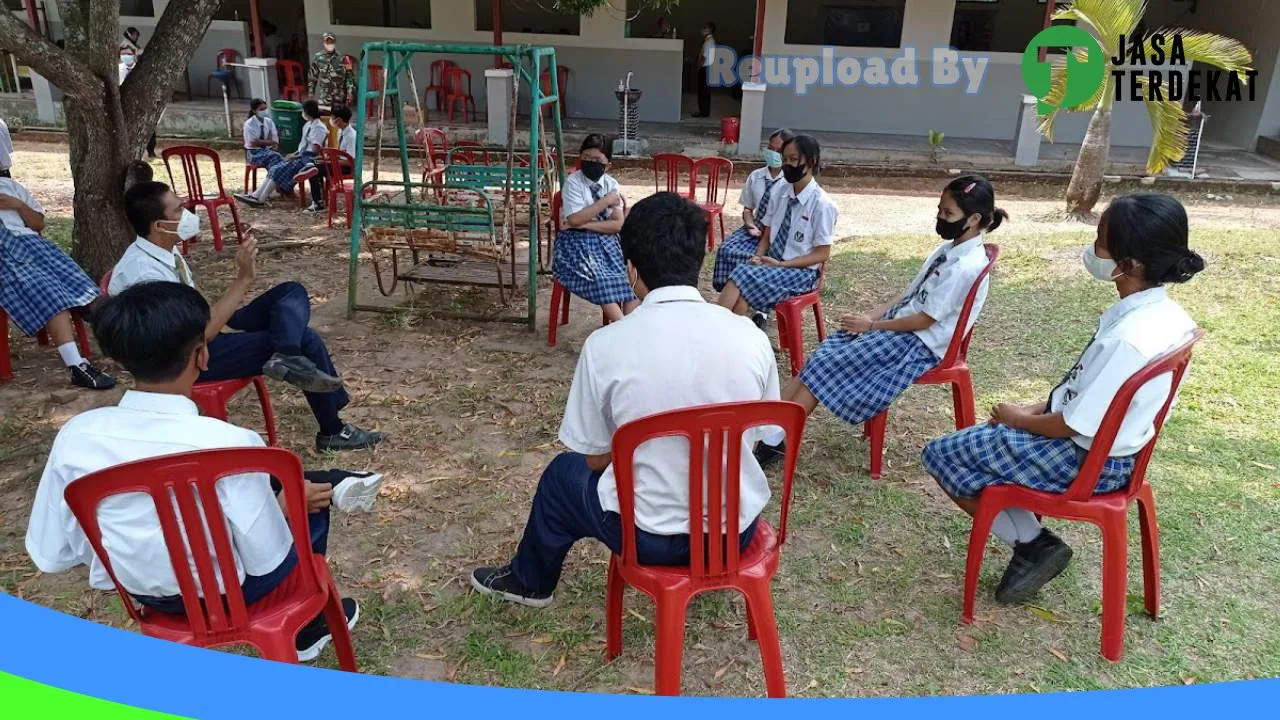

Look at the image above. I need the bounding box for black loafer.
[70,362,116,390]
[995,529,1074,604]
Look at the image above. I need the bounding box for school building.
[5,0,1280,161]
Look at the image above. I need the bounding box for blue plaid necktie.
[754,177,781,225]
[883,250,949,320]
[590,183,611,222]
[768,197,800,260]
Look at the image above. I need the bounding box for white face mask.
[324,43,337,53]
[120,55,135,67]
[161,209,201,242]
[1082,246,1120,281]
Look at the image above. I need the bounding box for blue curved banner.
[0,592,1274,717]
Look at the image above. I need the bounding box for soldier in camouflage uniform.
[309,32,354,108]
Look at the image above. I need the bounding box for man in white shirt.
[0,117,12,177]
[471,192,781,607]
[112,180,384,452]
[692,21,717,118]
[26,281,383,660]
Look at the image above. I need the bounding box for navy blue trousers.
[199,281,348,436]
[131,470,346,614]
[510,452,759,596]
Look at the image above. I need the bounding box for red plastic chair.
[278,59,306,102]
[0,308,92,383]
[774,266,828,377]
[415,127,449,177]
[691,157,733,250]
[62,447,357,670]
[962,329,1205,662]
[207,49,243,98]
[606,401,807,697]
[424,59,456,111]
[366,63,386,120]
[100,272,278,445]
[864,244,1000,479]
[450,140,489,165]
[162,145,245,252]
[539,65,571,118]
[318,148,357,229]
[652,153,695,200]
[442,67,477,122]
[546,191,609,347]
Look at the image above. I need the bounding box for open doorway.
[215,0,308,65]
[626,0,750,121]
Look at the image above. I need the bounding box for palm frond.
[1054,0,1146,58]
[1149,28,1254,77]
[1133,75,1189,173]
[1034,48,1110,140]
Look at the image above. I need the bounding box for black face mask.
[936,216,971,240]
[580,160,607,182]
[781,163,807,184]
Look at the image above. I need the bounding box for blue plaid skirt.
[729,264,819,312]
[267,151,315,192]
[552,229,636,306]
[0,227,99,335]
[247,147,286,171]
[800,330,939,425]
[712,227,760,292]
[922,424,1136,499]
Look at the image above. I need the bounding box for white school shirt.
[337,125,358,157]
[242,115,280,150]
[0,118,12,172]
[559,285,781,536]
[738,166,786,215]
[108,237,198,295]
[0,177,41,237]
[300,118,328,154]
[887,235,991,360]
[1049,286,1197,457]
[560,169,622,224]
[762,179,838,268]
[25,391,293,598]
[701,34,716,68]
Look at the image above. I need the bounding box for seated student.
[754,176,1005,464]
[922,193,1203,603]
[236,100,328,209]
[301,104,358,213]
[112,181,384,452]
[553,133,637,324]
[233,99,289,206]
[470,192,778,606]
[717,134,836,330]
[711,127,794,293]
[25,282,383,661]
[0,172,115,389]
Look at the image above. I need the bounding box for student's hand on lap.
[751,256,781,266]
[839,314,874,334]
[989,403,1024,428]
[747,226,761,237]
[305,481,333,512]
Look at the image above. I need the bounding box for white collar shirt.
[558,285,781,536]
[243,115,279,150]
[1049,286,1197,456]
[25,391,292,598]
[738,166,787,222]
[0,118,12,172]
[0,177,41,236]
[888,235,991,359]
[109,237,197,295]
[560,169,621,223]
[763,179,838,268]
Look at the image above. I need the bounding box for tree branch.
[0,10,96,98]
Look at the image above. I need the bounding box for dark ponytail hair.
[784,134,821,176]
[1103,193,1205,285]
[302,99,321,120]
[248,98,267,118]
[944,174,1008,233]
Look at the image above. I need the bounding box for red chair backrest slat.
[62,448,322,639]
[936,243,1000,370]
[551,191,562,234]
[611,401,807,578]
[1064,329,1204,502]
[162,145,228,203]
[691,156,733,206]
[215,49,241,71]
[319,148,355,187]
[278,59,304,86]
[652,153,693,196]
[539,66,570,95]
[444,67,472,95]
[429,59,456,85]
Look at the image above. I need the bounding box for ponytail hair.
[1103,193,1205,285]
[944,174,1008,233]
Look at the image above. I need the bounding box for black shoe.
[994,529,1074,604]
[751,311,769,332]
[233,192,265,207]
[469,565,554,608]
[753,439,786,469]
[316,423,384,452]
[691,112,709,118]
[295,597,359,662]
[263,353,343,393]
[70,362,116,390]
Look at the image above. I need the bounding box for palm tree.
[1037,0,1253,215]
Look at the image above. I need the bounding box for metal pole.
[1039,0,1055,63]
[1191,114,1206,179]
[493,0,504,69]
[222,83,232,138]
[348,49,373,317]
[249,0,264,57]
[752,0,766,81]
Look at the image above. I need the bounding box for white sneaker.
[331,471,384,513]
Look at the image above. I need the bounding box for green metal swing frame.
[346,42,567,330]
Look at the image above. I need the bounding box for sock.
[254,178,277,201]
[57,342,84,368]
[991,508,1043,547]
[761,427,786,447]
[318,417,347,437]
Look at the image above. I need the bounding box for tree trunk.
[64,94,136,280]
[1065,106,1112,216]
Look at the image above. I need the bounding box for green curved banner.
[0,671,190,719]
